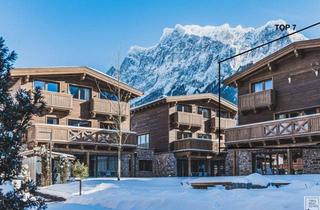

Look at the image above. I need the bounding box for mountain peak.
[107,20,307,106]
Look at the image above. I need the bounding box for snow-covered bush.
[72,161,89,179]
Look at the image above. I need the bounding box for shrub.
[72,161,89,179]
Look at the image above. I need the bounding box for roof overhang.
[10,66,143,97]
[224,39,320,86]
[131,93,237,113]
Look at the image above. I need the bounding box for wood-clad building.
[10,66,143,179]
[131,94,237,176]
[224,39,320,175]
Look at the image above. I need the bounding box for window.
[216,110,229,118]
[69,85,91,100]
[34,80,59,92]
[176,104,192,113]
[251,79,273,93]
[177,131,192,139]
[100,90,118,101]
[100,122,116,130]
[139,160,152,171]
[198,133,212,140]
[68,119,91,127]
[198,107,211,118]
[138,134,149,148]
[275,107,319,120]
[47,117,59,125]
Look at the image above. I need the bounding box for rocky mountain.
[107,20,306,106]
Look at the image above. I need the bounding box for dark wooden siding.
[238,48,320,125]
[131,103,170,152]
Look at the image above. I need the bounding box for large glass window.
[275,107,319,120]
[138,134,150,148]
[47,117,59,125]
[100,90,118,101]
[197,133,212,140]
[69,85,91,100]
[198,107,211,118]
[251,79,273,93]
[34,80,59,92]
[68,119,91,127]
[176,104,192,113]
[139,160,153,171]
[177,131,192,139]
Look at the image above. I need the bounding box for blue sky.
[0,0,319,72]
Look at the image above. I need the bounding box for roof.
[224,39,320,86]
[10,66,143,97]
[131,93,237,112]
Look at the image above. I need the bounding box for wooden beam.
[24,75,30,83]
[267,63,272,71]
[294,49,300,58]
[80,73,86,81]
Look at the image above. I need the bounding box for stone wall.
[135,148,154,177]
[303,149,320,174]
[121,154,131,177]
[225,149,253,176]
[225,150,235,176]
[237,150,252,175]
[153,152,177,177]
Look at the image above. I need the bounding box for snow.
[111,19,307,106]
[41,174,320,210]
[0,181,14,194]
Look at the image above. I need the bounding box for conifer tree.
[0,37,46,209]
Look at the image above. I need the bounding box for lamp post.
[217,21,320,153]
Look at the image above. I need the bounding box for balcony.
[207,117,236,132]
[171,112,203,129]
[90,98,130,117]
[170,138,218,153]
[238,89,275,112]
[42,91,73,112]
[225,114,320,148]
[27,124,137,146]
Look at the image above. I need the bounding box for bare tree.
[93,58,136,181]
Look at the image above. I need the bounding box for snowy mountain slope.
[107,20,306,106]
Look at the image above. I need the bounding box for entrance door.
[177,159,188,176]
[211,159,225,176]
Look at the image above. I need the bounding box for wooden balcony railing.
[172,112,203,129]
[239,89,275,112]
[170,138,218,152]
[27,124,137,146]
[90,98,130,117]
[208,117,236,132]
[225,114,320,144]
[42,91,73,111]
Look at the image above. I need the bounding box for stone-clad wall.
[303,149,320,174]
[225,149,253,176]
[121,154,131,177]
[238,150,252,175]
[135,149,154,177]
[153,153,177,177]
[225,150,235,176]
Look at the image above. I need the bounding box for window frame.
[46,117,59,125]
[250,78,273,93]
[68,84,92,101]
[137,133,150,148]
[67,119,92,127]
[33,79,60,93]
[176,104,192,113]
[139,160,153,172]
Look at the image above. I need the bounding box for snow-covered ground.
[40,174,320,210]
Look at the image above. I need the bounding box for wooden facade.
[10,66,143,178]
[224,39,320,175]
[131,94,237,176]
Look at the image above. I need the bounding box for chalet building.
[223,39,320,176]
[10,66,144,181]
[130,94,237,176]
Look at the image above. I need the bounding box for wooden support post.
[287,148,292,174]
[207,159,211,176]
[233,150,237,176]
[86,152,90,168]
[188,155,192,177]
